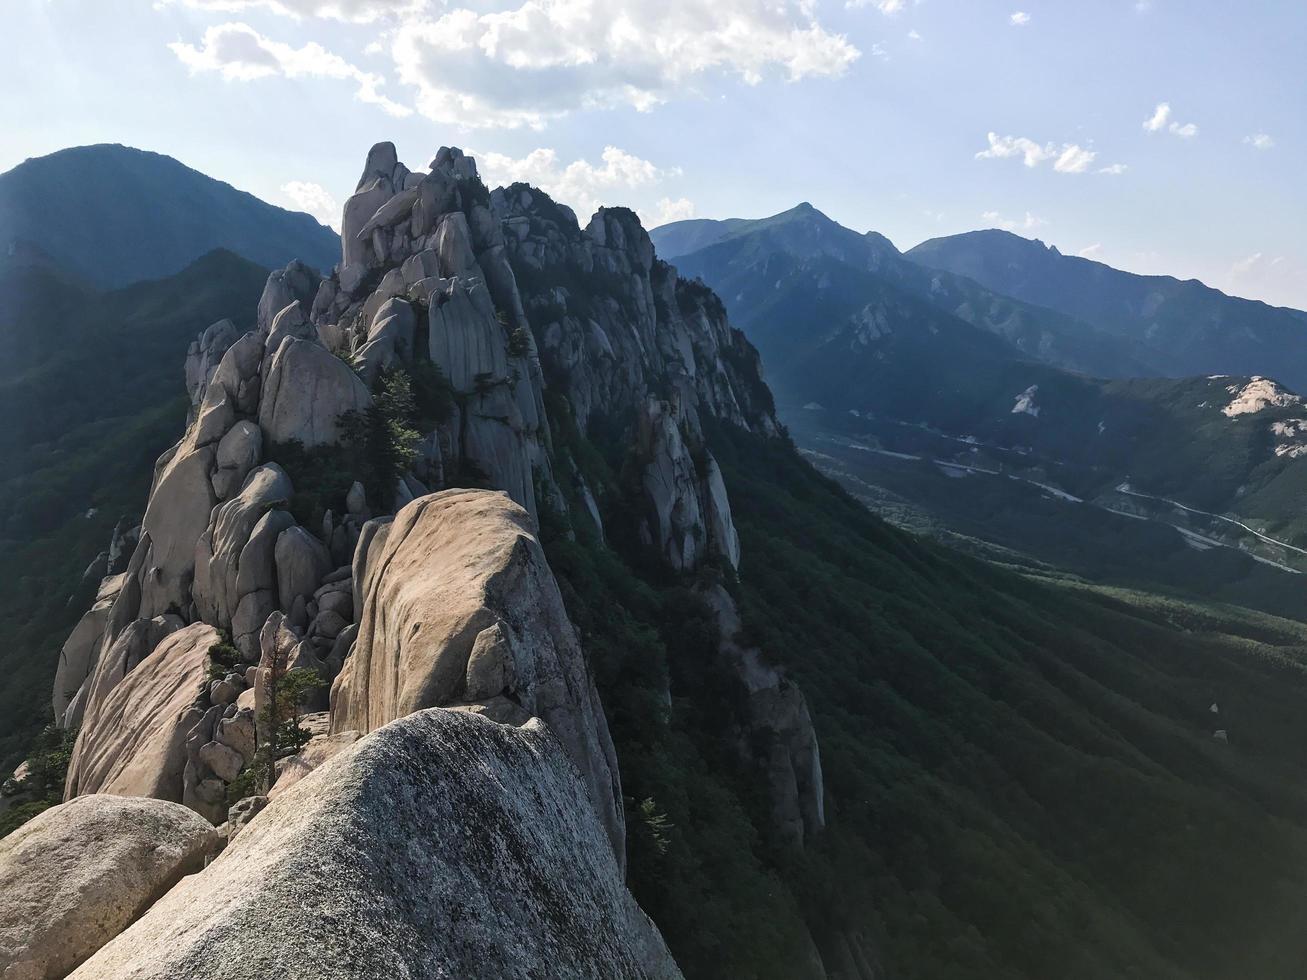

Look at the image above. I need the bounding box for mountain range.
[910,229,1307,388]
[653,205,1307,597]
[5,144,1307,980]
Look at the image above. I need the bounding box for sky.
[1,0,1303,309]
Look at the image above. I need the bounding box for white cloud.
[169,22,411,116]
[1009,11,1030,26]
[1143,101,1198,138]
[1078,243,1104,259]
[1244,133,1275,150]
[982,209,1046,232]
[282,180,340,230]
[1230,252,1265,277]
[907,28,922,40]
[1142,102,1171,131]
[977,133,1054,167]
[159,0,422,23]
[390,0,860,128]
[476,145,683,223]
[846,0,905,11]
[645,197,697,227]
[1097,163,1128,175]
[976,133,1098,174]
[1053,144,1095,173]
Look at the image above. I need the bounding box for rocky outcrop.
[702,585,824,848]
[332,489,624,860]
[636,398,740,571]
[70,710,681,980]
[311,145,557,522]
[0,795,219,980]
[256,259,318,335]
[184,318,240,420]
[492,187,776,444]
[65,623,220,802]
[44,140,817,980]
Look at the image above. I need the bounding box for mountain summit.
[0,144,339,288]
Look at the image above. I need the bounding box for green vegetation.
[0,724,78,838]
[270,366,444,527]
[339,368,421,510]
[713,422,1307,979]
[543,402,1307,979]
[791,417,1307,620]
[227,642,323,803]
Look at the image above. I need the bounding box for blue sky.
[2,0,1303,308]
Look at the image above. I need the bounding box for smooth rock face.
[70,710,682,980]
[0,795,219,980]
[52,573,125,727]
[331,489,624,861]
[65,623,221,802]
[426,277,541,517]
[258,336,372,447]
[340,176,393,283]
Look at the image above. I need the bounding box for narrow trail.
[1113,484,1307,558]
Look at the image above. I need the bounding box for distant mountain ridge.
[653,205,1156,377]
[656,201,1307,568]
[908,228,1307,391]
[0,144,339,288]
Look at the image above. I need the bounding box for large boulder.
[70,710,681,980]
[355,140,398,191]
[211,419,262,501]
[331,489,624,860]
[72,616,185,744]
[355,297,417,382]
[274,525,332,610]
[65,623,222,802]
[258,336,372,448]
[257,260,319,335]
[264,300,317,352]
[193,464,294,632]
[0,795,219,980]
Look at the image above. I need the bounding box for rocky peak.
[35,138,817,979]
